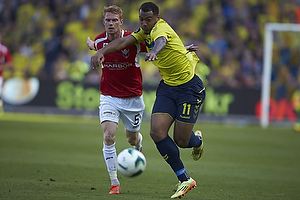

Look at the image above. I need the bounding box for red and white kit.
[0,42,12,77]
[0,42,12,95]
[94,30,146,98]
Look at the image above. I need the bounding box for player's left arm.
[0,61,13,71]
[91,35,137,69]
[185,44,198,52]
[145,36,166,61]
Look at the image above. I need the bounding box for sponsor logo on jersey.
[103,62,133,70]
[121,49,130,58]
[145,39,154,49]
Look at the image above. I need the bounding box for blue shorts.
[152,75,206,124]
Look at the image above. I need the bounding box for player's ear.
[120,18,124,25]
[156,14,160,22]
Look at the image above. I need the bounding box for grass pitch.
[1,113,300,200]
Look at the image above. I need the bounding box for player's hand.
[145,52,158,61]
[90,51,104,70]
[185,44,198,52]
[87,37,96,50]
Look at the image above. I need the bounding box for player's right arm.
[145,36,166,61]
[87,37,96,51]
[90,35,137,69]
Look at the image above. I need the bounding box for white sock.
[135,132,143,151]
[103,143,119,185]
[109,171,119,186]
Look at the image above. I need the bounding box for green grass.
[1,113,300,200]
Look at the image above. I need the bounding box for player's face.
[139,10,159,34]
[103,12,123,34]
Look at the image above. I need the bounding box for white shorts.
[99,94,145,132]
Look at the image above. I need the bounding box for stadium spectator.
[0,33,14,114]
[87,5,145,195]
[90,2,205,198]
[0,0,299,92]
[42,29,61,80]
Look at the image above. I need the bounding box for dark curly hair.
[139,2,159,15]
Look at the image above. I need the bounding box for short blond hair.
[103,5,123,19]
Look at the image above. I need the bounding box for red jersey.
[94,30,146,98]
[0,43,12,77]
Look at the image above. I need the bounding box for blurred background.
[0,0,299,127]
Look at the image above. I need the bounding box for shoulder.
[0,43,10,53]
[94,32,108,46]
[131,28,144,40]
[155,19,172,31]
[123,30,132,36]
[157,19,168,26]
[95,31,107,41]
[0,43,8,48]
[151,19,174,39]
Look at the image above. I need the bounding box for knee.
[150,129,166,142]
[127,137,137,146]
[150,130,157,141]
[174,138,188,148]
[104,133,115,145]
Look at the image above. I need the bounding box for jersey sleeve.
[93,35,99,50]
[93,32,105,50]
[131,28,145,43]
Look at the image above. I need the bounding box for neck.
[107,30,122,41]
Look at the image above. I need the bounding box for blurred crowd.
[0,0,299,91]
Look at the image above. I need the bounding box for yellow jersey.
[131,19,200,86]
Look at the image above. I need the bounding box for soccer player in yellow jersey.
[90,2,206,198]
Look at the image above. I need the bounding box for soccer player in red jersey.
[87,5,146,195]
[0,33,13,114]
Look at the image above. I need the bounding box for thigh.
[120,111,143,132]
[99,95,120,124]
[119,96,145,132]
[152,82,177,120]
[175,76,206,124]
[173,76,206,146]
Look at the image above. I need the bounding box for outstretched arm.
[185,44,198,52]
[90,35,137,69]
[145,36,166,61]
[0,61,13,71]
